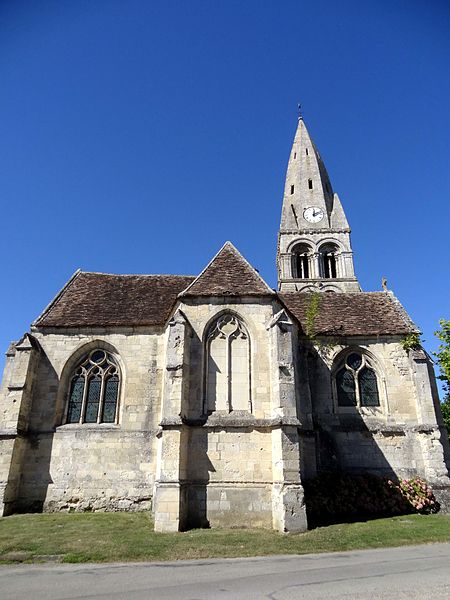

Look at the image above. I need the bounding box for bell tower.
[277,117,360,292]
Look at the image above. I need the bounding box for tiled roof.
[35,272,195,328]
[33,246,417,336]
[181,242,274,297]
[280,292,418,336]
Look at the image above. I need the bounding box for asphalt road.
[1,543,450,599]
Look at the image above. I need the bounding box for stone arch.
[203,311,252,414]
[320,284,341,293]
[55,340,124,426]
[316,237,344,252]
[286,237,315,254]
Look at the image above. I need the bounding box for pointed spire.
[280,119,335,231]
[277,118,360,293]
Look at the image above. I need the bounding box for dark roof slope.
[280,292,418,336]
[181,241,274,297]
[35,272,195,328]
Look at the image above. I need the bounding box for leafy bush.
[400,333,422,352]
[396,477,437,512]
[304,472,438,527]
[434,319,450,440]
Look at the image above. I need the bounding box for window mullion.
[354,369,361,407]
[113,378,120,424]
[97,373,106,424]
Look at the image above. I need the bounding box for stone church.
[1,117,449,532]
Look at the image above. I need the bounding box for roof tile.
[280,292,417,336]
[35,272,195,327]
[181,242,273,297]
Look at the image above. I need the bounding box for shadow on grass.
[304,471,440,529]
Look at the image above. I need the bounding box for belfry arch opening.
[291,243,312,279]
[320,243,338,279]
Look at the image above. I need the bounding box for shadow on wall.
[180,425,215,530]
[13,352,57,513]
[306,346,399,479]
[304,346,444,526]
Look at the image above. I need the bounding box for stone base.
[153,482,181,532]
[204,484,272,529]
[433,486,450,514]
[272,483,308,532]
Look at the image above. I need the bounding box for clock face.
[303,206,324,223]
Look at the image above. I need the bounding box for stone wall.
[308,337,450,489]
[1,298,448,528]
[0,327,164,514]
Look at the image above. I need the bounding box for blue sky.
[0,0,449,391]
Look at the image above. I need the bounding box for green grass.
[1,512,450,564]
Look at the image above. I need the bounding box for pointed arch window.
[66,350,120,424]
[205,314,251,413]
[319,243,338,279]
[335,351,380,408]
[292,243,312,279]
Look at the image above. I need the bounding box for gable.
[181,241,274,297]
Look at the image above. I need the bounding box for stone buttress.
[153,242,309,532]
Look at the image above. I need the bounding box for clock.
[303,206,324,223]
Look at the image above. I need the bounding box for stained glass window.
[91,350,106,364]
[335,351,381,409]
[347,353,362,370]
[103,375,119,423]
[65,350,120,424]
[336,368,356,406]
[67,375,84,423]
[359,367,380,407]
[85,376,102,423]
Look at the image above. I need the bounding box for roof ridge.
[79,271,196,278]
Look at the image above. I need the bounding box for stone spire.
[280,118,334,230]
[277,118,360,293]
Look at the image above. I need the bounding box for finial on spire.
[297,103,303,120]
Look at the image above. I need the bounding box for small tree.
[434,319,450,439]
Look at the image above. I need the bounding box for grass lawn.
[1,512,450,564]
